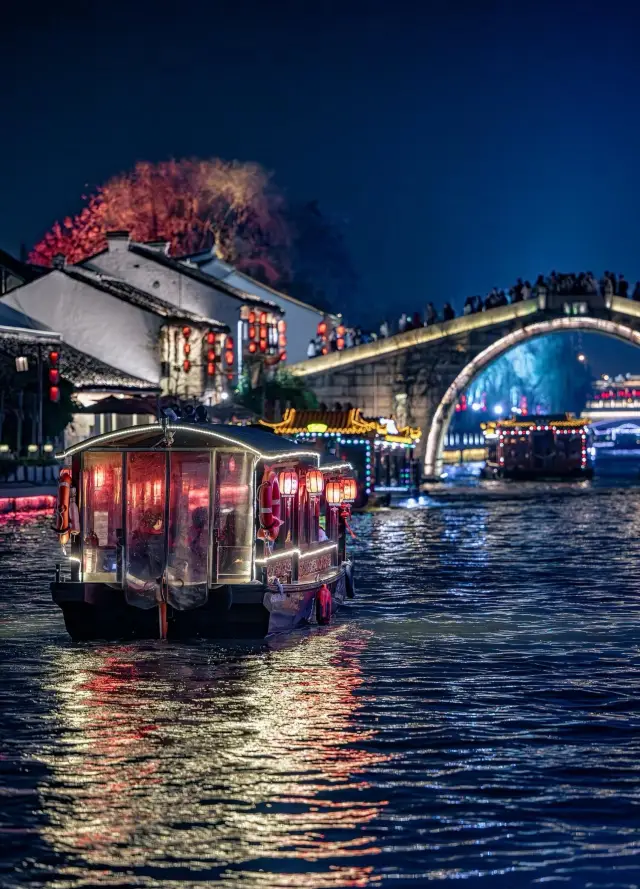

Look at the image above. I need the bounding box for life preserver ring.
[54,468,72,544]
[316,583,332,625]
[258,471,282,542]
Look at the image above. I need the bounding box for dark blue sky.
[3,0,640,372]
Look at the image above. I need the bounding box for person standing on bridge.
[379,320,390,338]
[307,339,318,358]
[443,302,455,321]
[399,313,408,332]
[425,303,438,325]
[618,274,629,298]
[633,282,640,301]
[521,281,532,301]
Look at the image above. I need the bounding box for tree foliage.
[30,159,291,283]
[235,366,318,417]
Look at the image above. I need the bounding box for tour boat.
[482,415,593,479]
[51,421,356,641]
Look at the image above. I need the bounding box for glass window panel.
[167,452,210,608]
[125,452,166,594]
[82,452,122,582]
[215,451,253,581]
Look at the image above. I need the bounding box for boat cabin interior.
[57,423,354,602]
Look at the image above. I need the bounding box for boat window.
[125,452,166,592]
[167,452,210,605]
[82,452,123,582]
[215,451,253,581]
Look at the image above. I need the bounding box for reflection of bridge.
[289,293,640,477]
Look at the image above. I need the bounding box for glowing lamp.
[259,339,267,353]
[278,469,299,497]
[207,349,216,361]
[183,359,191,373]
[341,477,357,503]
[207,362,215,375]
[249,325,256,339]
[206,330,215,345]
[260,325,267,339]
[259,312,267,324]
[182,326,191,338]
[183,343,191,355]
[48,368,60,384]
[277,319,286,333]
[337,325,345,337]
[317,321,327,336]
[49,351,59,365]
[307,422,328,433]
[280,351,287,362]
[49,386,60,403]
[325,480,342,505]
[249,311,256,324]
[225,350,234,366]
[279,334,287,348]
[249,342,257,353]
[306,469,324,495]
[225,336,234,349]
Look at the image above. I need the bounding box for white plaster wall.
[1,271,161,384]
[198,258,323,364]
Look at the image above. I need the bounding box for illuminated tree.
[30,159,290,282]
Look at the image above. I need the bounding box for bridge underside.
[290,296,640,479]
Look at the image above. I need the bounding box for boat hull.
[51,565,351,642]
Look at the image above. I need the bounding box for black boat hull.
[51,566,351,641]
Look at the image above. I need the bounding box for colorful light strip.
[255,543,338,565]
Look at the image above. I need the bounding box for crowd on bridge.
[305,270,640,359]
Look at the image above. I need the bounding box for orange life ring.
[316,583,332,625]
[258,471,282,541]
[54,468,72,545]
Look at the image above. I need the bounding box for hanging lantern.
[259,312,267,324]
[325,480,342,505]
[279,333,287,348]
[280,351,287,362]
[259,324,267,340]
[249,342,257,353]
[341,477,357,503]
[183,343,191,355]
[225,335,234,350]
[259,339,267,353]
[49,385,60,404]
[225,350,234,366]
[48,368,60,384]
[183,359,191,373]
[248,311,256,324]
[182,326,191,339]
[306,469,324,495]
[207,349,216,361]
[206,330,215,345]
[317,321,327,336]
[278,469,299,497]
[277,319,286,333]
[207,362,215,375]
[249,325,256,339]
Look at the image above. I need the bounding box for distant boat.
[51,422,356,641]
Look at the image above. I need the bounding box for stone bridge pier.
[289,294,640,480]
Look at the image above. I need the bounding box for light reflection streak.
[35,628,390,886]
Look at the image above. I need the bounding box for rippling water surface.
[2,481,640,888]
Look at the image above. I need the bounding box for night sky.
[3,0,640,373]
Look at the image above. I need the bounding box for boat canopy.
[57,422,320,462]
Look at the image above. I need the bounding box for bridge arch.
[424,315,640,477]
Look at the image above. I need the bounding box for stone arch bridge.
[288,293,640,477]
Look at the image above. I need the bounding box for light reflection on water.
[2,480,640,887]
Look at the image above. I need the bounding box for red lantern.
[278,334,287,348]
[248,311,256,324]
[306,469,324,495]
[207,362,215,375]
[249,325,256,339]
[48,368,60,384]
[259,312,267,324]
[207,349,216,361]
[249,342,257,353]
[280,351,287,362]
[183,343,191,355]
[49,351,59,365]
[225,350,234,366]
[341,477,357,503]
[182,326,191,339]
[206,331,215,345]
[317,321,327,336]
[259,339,267,353]
[49,385,60,404]
[225,336,234,349]
[278,469,299,497]
[183,359,191,373]
[325,480,342,505]
[259,324,267,340]
[277,319,286,333]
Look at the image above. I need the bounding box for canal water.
[1,481,640,888]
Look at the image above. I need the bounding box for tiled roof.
[262,408,378,435]
[64,266,228,330]
[129,243,282,312]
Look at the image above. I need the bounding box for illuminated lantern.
[278,469,299,497]
[277,319,286,333]
[207,349,216,361]
[249,342,257,353]
[249,325,256,339]
[49,350,60,364]
[225,350,234,366]
[48,351,60,402]
[341,477,357,503]
[183,343,191,355]
[325,480,342,505]
[259,339,267,353]
[279,333,287,348]
[306,469,324,495]
[49,385,60,404]
[248,311,256,324]
[280,351,287,362]
[182,326,191,339]
[317,321,327,336]
[207,362,215,375]
[259,312,267,324]
[183,359,191,373]
[48,368,60,384]
[225,335,234,350]
[206,330,215,345]
[259,324,267,340]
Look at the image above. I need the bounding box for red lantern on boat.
[325,480,342,505]
[249,311,256,324]
[278,469,298,497]
[306,469,324,495]
[341,477,357,503]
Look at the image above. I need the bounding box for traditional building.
[183,249,326,364]
[81,233,285,380]
[0,248,46,296]
[0,260,230,403]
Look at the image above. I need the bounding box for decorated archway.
[424,316,640,477]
